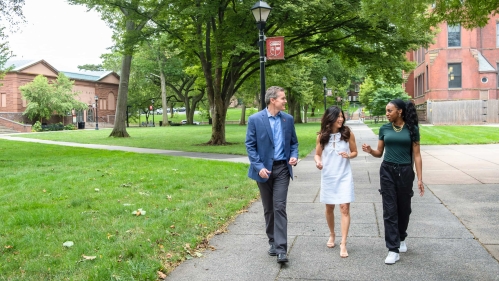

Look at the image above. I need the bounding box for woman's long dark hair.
[389,99,419,144]
[318,106,351,149]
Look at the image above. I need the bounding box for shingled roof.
[4,59,119,82]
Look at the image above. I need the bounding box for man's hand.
[259,168,271,179]
[288,157,298,166]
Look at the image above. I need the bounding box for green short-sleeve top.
[379,123,420,164]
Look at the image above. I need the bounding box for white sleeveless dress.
[320,132,355,204]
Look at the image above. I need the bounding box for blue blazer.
[245,109,299,182]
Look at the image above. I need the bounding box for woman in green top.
[361,99,424,265]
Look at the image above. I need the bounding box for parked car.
[156,108,163,114]
[181,120,200,125]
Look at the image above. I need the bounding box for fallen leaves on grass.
[82,255,96,260]
[132,208,146,216]
[77,254,97,263]
[157,271,167,280]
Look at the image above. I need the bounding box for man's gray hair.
[265,86,285,105]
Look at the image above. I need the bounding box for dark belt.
[273,160,287,165]
[382,161,411,167]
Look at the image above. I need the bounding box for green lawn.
[0,140,258,280]
[18,123,321,159]
[365,123,499,145]
[134,108,259,124]
[135,108,326,125]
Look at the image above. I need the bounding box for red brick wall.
[405,14,499,105]
[0,71,119,126]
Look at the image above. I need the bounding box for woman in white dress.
[314,106,358,258]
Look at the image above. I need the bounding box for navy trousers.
[379,161,415,252]
[257,161,290,255]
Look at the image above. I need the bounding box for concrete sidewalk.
[2,123,499,280]
[166,122,499,281]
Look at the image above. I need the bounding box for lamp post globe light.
[94,95,99,130]
[151,99,155,127]
[322,76,327,111]
[336,96,342,107]
[251,1,272,110]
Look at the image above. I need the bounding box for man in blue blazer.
[245,86,299,264]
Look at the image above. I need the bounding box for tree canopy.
[64,0,499,141]
[359,77,410,116]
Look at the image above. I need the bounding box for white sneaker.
[385,251,400,264]
[399,241,407,253]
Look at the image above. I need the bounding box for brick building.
[0,59,119,131]
[405,14,499,105]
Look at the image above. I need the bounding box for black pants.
[379,161,415,253]
[257,161,290,255]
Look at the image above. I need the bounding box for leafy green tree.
[0,0,25,81]
[370,87,410,117]
[148,0,430,144]
[68,0,167,137]
[361,0,499,31]
[0,28,13,82]
[358,77,376,110]
[359,77,410,117]
[0,0,25,24]
[20,73,88,123]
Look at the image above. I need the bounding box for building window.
[497,63,499,87]
[448,24,461,47]
[354,84,360,92]
[426,65,429,90]
[1,93,6,107]
[448,63,462,88]
[415,47,426,65]
[99,99,107,110]
[414,74,425,97]
[497,22,499,48]
[108,92,115,110]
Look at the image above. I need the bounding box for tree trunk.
[286,88,297,119]
[159,67,169,126]
[239,104,246,125]
[207,104,227,144]
[303,104,309,123]
[311,106,316,117]
[109,53,131,137]
[294,102,303,123]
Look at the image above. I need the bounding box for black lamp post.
[251,1,272,110]
[322,76,327,111]
[151,99,155,127]
[94,95,99,130]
